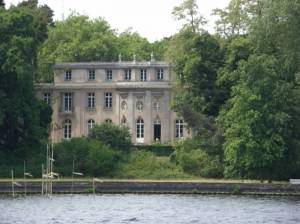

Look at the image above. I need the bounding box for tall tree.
[172,0,207,33]
[0,1,52,152]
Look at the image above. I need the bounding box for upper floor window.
[175,119,184,138]
[136,117,144,143]
[43,92,51,104]
[157,69,164,80]
[140,69,147,81]
[87,92,95,109]
[124,69,131,80]
[88,70,95,80]
[63,92,72,112]
[64,119,72,140]
[65,70,72,80]
[87,119,95,134]
[106,69,112,81]
[104,92,112,109]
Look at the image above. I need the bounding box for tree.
[212,0,248,37]
[219,55,294,179]
[0,2,52,153]
[88,123,132,152]
[172,0,207,33]
[37,14,119,82]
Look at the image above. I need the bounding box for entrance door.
[154,124,161,141]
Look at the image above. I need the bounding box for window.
[88,70,95,80]
[87,92,95,109]
[64,119,72,139]
[104,92,112,109]
[136,117,144,143]
[43,92,51,104]
[157,69,164,80]
[175,119,184,138]
[106,69,112,81]
[87,119,95,134]
[121,101,127,111]
[105,118,112,123]
[124,69,131,80]
[63,92,72,112]
[121,116,127,125]
[140,69,147,81]
[136,101,143,112]
[65,70,72,80]
[153,101,160,112]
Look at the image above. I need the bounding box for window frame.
[87,92,95,109]
[175,119,184,138]
[140,69,147,81]
[124,69,131,81]
[106,69,113,81]
[88,69,95,80]
[104,92,113,109]
[43,92,51,104]
[157,68,164,80]
[63,92,72,112]
[64,70,72,81]
[64,119,72,140]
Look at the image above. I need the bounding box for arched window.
[136,101,143,112]
[121,116,127,125]
[87,119,95,134]
[121,101,127,111]
[175,119,184,138]
[136,117,144,143]
[105,118,112,123]
[64,119,72,139]
[153,101,160,112]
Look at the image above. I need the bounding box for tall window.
[87,92,95,109]
[63,92,72,112]
[175,119,184,138]
[105,92,112,108]
[140,69,147,81]
[87,119,95,134]
[65,70,72,80]
[88,70,95,80]
[43,93,51,104]
[124,69,131,80]
[64,119,72,139]
[157,69,164,80]
[136,118,144,142]
[106,69,112,81]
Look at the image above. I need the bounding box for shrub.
[116,150,190,179]
[135,142,174,156]
[54,138,122,177]
[88,123,132,152]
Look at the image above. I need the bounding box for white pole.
[11,169,14,197]
[42,164,44,195]
[24,161,27,196]
[71,159,74,195]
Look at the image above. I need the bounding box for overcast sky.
[5,0,230,42]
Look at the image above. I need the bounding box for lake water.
[0,194,300,224]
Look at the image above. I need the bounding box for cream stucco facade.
[36,60,189,144]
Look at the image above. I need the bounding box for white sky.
[5,0,230,42]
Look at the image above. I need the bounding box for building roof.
[53,61,170,69]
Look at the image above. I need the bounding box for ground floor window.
[175,119,183,138]
[64,119,72,139]
[87,119,95,134]
[136,118,144,143]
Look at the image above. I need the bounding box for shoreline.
[0,179,299,196]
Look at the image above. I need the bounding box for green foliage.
[0,2,52,153]
[172,139,224,178]
[55,138,122,177]
[172,0,207,33]
[134,143,174,156]
[88,122,132,153]
[117,150,190,179]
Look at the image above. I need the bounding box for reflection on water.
[0,194,300,224]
